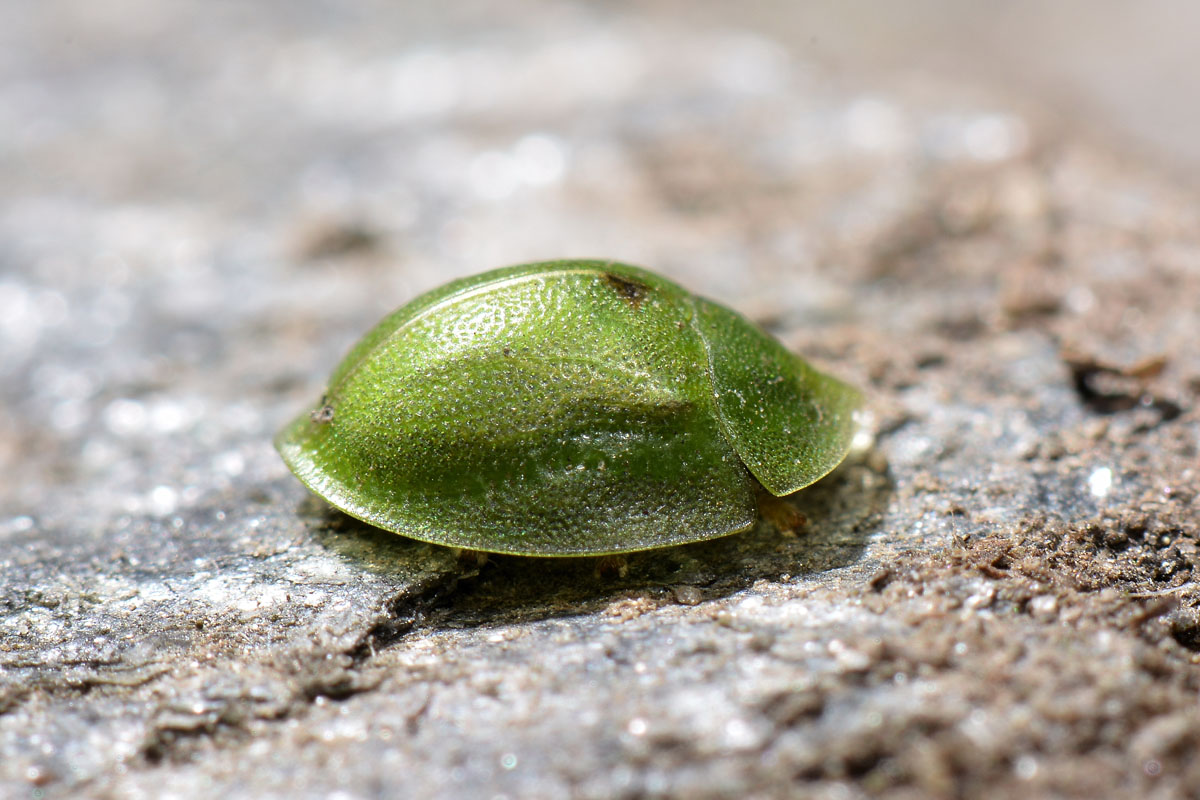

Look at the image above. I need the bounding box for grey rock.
[2,3,1199,799]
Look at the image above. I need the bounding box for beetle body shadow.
[297,451,893,631]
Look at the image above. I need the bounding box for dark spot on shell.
[603,273,649,308]
[503,346,512,356]
[310,397,335,424]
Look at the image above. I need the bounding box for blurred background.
[3,4,1200,797]
[695,0,1200,175]
[0,0,1196,518]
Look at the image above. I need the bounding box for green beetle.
[276,260,861,556]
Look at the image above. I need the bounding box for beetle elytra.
[276,260,862,556]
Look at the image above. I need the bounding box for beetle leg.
[594,554,629,580]
[451,547,490,570]
[756,490,808,537]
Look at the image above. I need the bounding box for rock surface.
[2,3,1199,798]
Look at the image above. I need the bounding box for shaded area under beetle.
[299,450,892,637]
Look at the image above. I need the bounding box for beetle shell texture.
[276,260,862,556]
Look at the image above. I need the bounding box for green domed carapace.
[276,260,861,556]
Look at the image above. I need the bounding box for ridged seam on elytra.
[325,264,654,401]
[686,294,751,492]
[689,297,855,497]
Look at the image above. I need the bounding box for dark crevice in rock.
[141,709,254,765]
[1168,607,1200,652]
[1063,350,1186,423]
[345,569,469,667]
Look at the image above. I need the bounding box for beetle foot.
[757,493,808,537]
[594,555,629,580]
[452,548,490,570]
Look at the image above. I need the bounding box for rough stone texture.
[2,2,1199,798]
